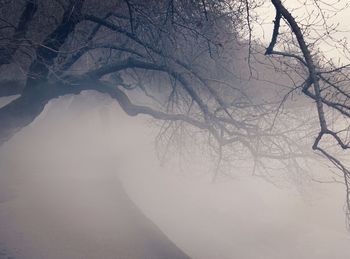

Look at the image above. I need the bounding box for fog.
[1,91,350,259]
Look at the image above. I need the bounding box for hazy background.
[1,1,350,258]
[1,91,350,259]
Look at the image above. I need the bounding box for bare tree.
[261,0,350,225]
[1,0,350,226]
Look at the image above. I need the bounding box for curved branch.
[265,10,281,55]
[93,80,209,129]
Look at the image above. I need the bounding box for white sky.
[254,0,350,63]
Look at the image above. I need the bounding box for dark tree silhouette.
[1,0,350,226]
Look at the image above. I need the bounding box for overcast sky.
[255,0,350,63]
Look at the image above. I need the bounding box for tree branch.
[0,80,25,97]
[0,0,38,66]
[26,0,85,88]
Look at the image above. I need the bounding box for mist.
[1,91,350,259]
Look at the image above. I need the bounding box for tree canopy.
[1,0,350,225]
